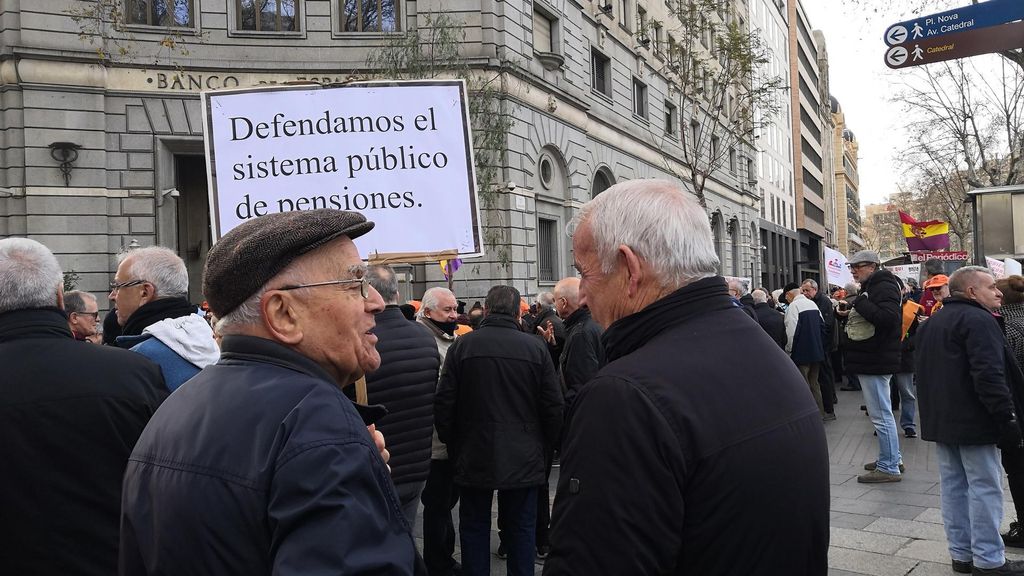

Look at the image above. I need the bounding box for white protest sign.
[202,80,482,258]
[1006,258,1022,277]
[824,246,854,287]
[887,264,921,285]
[987,257,1007,278]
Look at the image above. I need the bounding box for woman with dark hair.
[996,275,1024,548]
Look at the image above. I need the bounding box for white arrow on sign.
[886,45,908,67]
[886,25,908,46]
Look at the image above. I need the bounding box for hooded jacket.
[116,298,219,392]
[544,277,829,576]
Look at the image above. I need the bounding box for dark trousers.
[1003,446,1024,522]
[421,459,460,576]
[460,486,537,576]
[818,348,836,412]
[498,450,555,550]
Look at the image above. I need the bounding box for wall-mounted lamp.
[48,142,81,187]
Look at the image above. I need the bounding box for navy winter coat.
[119,335,425,575]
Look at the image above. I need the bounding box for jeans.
[459,487,537,576]
[935,443,1006,569]
[421,459,460,576]
[858,373,901,474]
[893,372,917,432]
[798,363,824,416]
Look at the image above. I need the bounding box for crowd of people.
[3,177,1024,575]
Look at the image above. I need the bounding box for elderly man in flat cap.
[119,209,425,575]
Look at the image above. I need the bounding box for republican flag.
[899,210,950,251]
[439,258,462,279]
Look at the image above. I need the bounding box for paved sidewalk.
[411,387,1022,575]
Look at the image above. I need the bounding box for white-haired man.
[111,246,218,391]
[417,286,463,576]
[917,266,1024,575]
[544,180,828,576]
[119,210,424,575]
[64,289,100,341]
[0,238,165,576]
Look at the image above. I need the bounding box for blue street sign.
[884,0,1024,46]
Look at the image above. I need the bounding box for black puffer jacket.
[916,297,1018,445]
[560,307,605,410]
[753,301,786,349]
[843,268,903,375]
[364,306,440,505]
[434,314,564,489]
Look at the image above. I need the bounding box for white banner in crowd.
[987,257,1007,278]
[824,247,855,288]
[1006,258,1023,277]
[202,80,483,258]
[887,264,921,286]
[723,276,753,294]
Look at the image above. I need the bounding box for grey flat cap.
[849,250,881,265]
[203,210,374,318]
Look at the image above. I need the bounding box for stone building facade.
[830,96,863,257]
[0,0,760,304]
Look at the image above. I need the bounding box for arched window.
[730,219,741,276]
[591,169,613,198]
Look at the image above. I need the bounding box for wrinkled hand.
[367,424,391,472]
[999,419,1023,451]
[537,321,555,345]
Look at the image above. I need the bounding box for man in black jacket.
[119,210,424,575]
[839,250,905,483]
[435,285,563,576]
[0,238,166,576]
[533,292,566,371]
[544,180,828,576]
[364,264,440,524]
[917,266,1024,575]
[802,279,837,421]
[551,276,605,409]
[752,288,786,349]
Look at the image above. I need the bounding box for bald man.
[551,277,606,409]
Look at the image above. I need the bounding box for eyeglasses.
[72,311,100,320]
[109,279,147,291]
[275,277,369,299]
[846,263,872,270]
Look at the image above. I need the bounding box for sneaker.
[864,461,905,473]
[496,542,507,559]
[973,559,1024,574]
[857,469,902,483]
[536,545,550,560]
[823,413,837,421]
[952,559,973,573]
[1004,521,1024,548]
[904,428,917,438]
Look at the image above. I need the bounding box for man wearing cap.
[923,274,950,315]
[119,210,425,575]
[839,250,905,483]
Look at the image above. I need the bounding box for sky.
[800,1,1004,208]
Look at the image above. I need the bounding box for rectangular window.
[652,23,662,54]
[729,147,737,173]
[711,135,720,158]
[591,49,611,97]
[127,0,194,27]
[533,9,553,53]
[664,101,677,137]
[637,6,647,35]
[538,218,558,282]
[632,78,648,119]
[618,0,630,30]
[239,0,298,32]
[340,0,399,32]
[690,120,699,148]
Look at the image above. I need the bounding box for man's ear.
[619,244,644,298]
[138,281,157,304]
[261,291,303,345]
